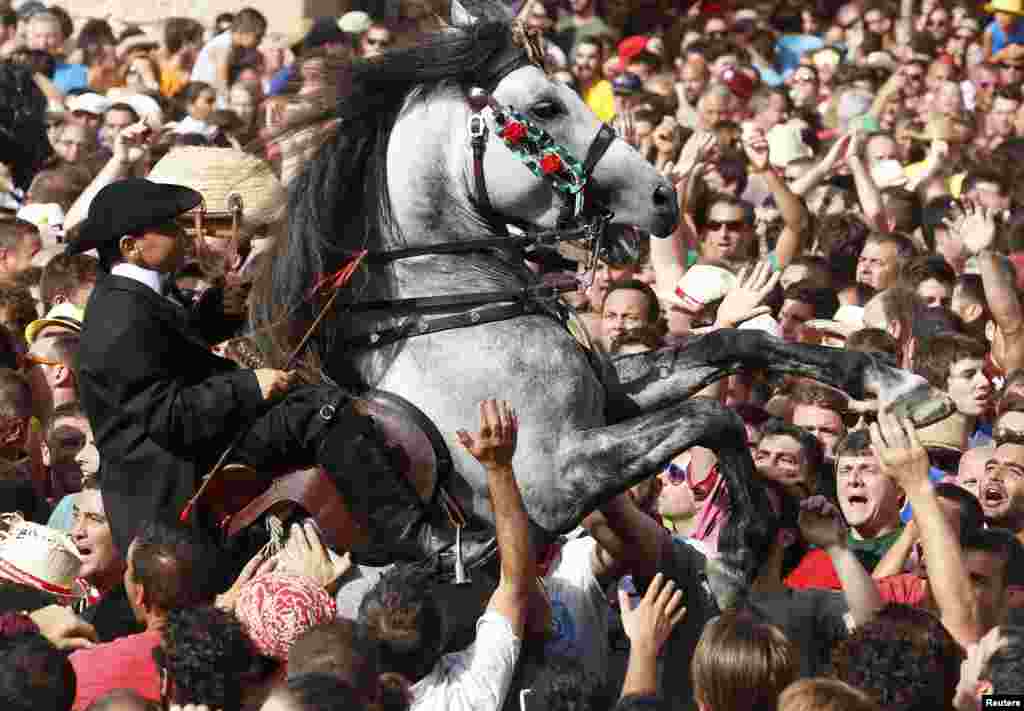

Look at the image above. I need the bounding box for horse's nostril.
[653,184,675,208]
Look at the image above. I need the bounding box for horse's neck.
[384,94,530,297]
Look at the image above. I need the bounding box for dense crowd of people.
[0,0,1022,709]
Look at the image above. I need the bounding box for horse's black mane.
[0,63,51,191]
[250,20,524,375]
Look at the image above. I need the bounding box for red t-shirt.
[69,628,162,710]
[785,548,841,590]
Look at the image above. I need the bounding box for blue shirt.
[53,62,88,93]
[268,65,293,97]
[775,34,824,77]
[987,18,1024,55]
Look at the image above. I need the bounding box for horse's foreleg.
[604,329,953,425]
[531,398,772,584]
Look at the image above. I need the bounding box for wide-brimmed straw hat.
[147,147,287,229]
[0,514,82,598]
[984,0,1024,16]
[803,304,865,346]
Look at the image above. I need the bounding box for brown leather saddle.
[198,391,460,552]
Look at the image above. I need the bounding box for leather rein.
[337,46,619,350]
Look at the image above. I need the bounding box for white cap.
[67,92,111,116]
[121,93,164,130]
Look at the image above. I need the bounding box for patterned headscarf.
[235,572,337,661]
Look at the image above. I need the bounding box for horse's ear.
[449,0,513,26]
[450,0,479,26]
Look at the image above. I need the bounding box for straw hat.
[0,514,82,598]
[147,148,287,229]
[984,0,1024,16]
[25,302,84,345]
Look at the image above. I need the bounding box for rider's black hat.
[65,178,201,260]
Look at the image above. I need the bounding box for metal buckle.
[468,114,488,141]
[319,404,337,422]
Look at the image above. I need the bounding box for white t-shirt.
[191,31,232,86]
[410,611,521,711]
[543,536,610,680]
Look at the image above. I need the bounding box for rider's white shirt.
[410,611,521,711]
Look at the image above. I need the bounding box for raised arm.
[64,122,151,231]
[798,495,883,628]
[457,399,532,636]
[846,132,889,233]
[788,133,852,198]
[618,573,687,699]
[744,127,808,269]
[583,492,670,581]
[951,204,1024,372]
[870,412,982,647]
[871,518,918,579]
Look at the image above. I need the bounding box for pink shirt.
[69,628,163,710]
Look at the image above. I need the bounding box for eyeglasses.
[664,462,686,485]
[18,352,62,370]
[706,218,746,231]
[707,31,727,39]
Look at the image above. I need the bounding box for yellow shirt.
[583,79,615,123]
[160,63,189,98]
[904,160,965,197]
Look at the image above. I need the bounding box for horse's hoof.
[881,383,956,429]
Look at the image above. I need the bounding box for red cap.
[617,35,649,65]
[720,66,755,102]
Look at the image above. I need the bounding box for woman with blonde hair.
[691,609,799,711]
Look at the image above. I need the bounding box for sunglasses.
[18,352,62,370]
[706,218,746,231]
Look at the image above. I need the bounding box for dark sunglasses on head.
[706,218,746,231]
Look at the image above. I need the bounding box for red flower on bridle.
[500,121,527,144]
[540,152,563,175]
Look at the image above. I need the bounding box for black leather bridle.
[339,41,620,351]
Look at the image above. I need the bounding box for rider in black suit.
[69,178,460,568]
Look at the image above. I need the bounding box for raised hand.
[944,201,997,256]
[869,411,931,490]
[820,132,853,174]
[456,399,518,470]
[675,131,716,180]
[277,520,353,591]
[618,572,687,655]
[28,605,98,651]
[798,495,848,551]
[714,261,781,328]
[216,547,278,611]
[113,121,152,166]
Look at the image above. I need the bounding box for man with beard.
[571,37,614,122]
[675,59,709,129]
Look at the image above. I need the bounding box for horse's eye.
[530,101,563,121]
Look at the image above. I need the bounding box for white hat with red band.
[0,514,83,598]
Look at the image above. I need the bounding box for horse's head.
[386,1,679,241]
